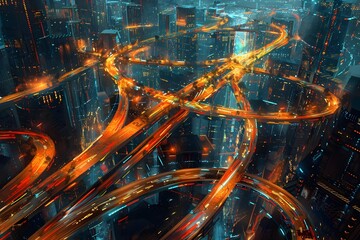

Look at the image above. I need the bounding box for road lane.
[0,131,55,205]
[29,169,315,240]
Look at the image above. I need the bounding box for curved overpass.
[29,169,315,240]
[0,130,55,205]
[0,13,338,240]
[0,17,228,234]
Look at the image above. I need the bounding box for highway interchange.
[0,15,339,240]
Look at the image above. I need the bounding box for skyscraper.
[298,66,360,239]
[176,6,197,62]
[213,30,235,59]
[313,1,353,83]
[299,0,356,92]
[0,19,14,96]
[159,10,176,36]
[106,1,123,29]
[0,0,50,84]
[157,10,176,59]
[130,0,159,39]
[75,0,107,46]
[132,0,159,26]
[122,3,143,43]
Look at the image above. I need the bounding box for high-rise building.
[297,66,360,239]
[130,0,159,39]
[98,30,121,53]
[159,10,176,36]
[0,0,51,84]
[297,13,326,81]
[75,0,107,46]
[196,7,206,25]
[348,3,360,65]
[270,15,297,59]
[41,1,81,71]
[62,63,101,128]
[45,0,74,10]
[299,0,356,93]
[131,0,158,25]
[197,31,213,62]
[213,30,235,59]
[0,19,14,96]
[313,1,354,84]
[277,59,301,74]
[106,1,123,29]
[197,30,235,62]
[157,10,176,59]
[176,6,197,62]
[43,2,81,40]
[122,3,143,43]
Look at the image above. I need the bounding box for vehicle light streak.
[29,169,315,240]
[0,14,338,240]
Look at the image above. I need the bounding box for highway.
[105,23,288,239]
[0,13,339,239]
[0,17,231,234]
[0,79,53,107]
[160,23,295,239]
[122,26,338,123]
[115,22,322,239]
[0,90,158,233]
[32,21,293,240]
[29,109,189,238]
[30,68,237,238]
[0,59,99,108]
[0,131,55,205]
[121,24,281,69]
[161,66,257,240]
[0,68,129,234]
[29,169,315,240]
